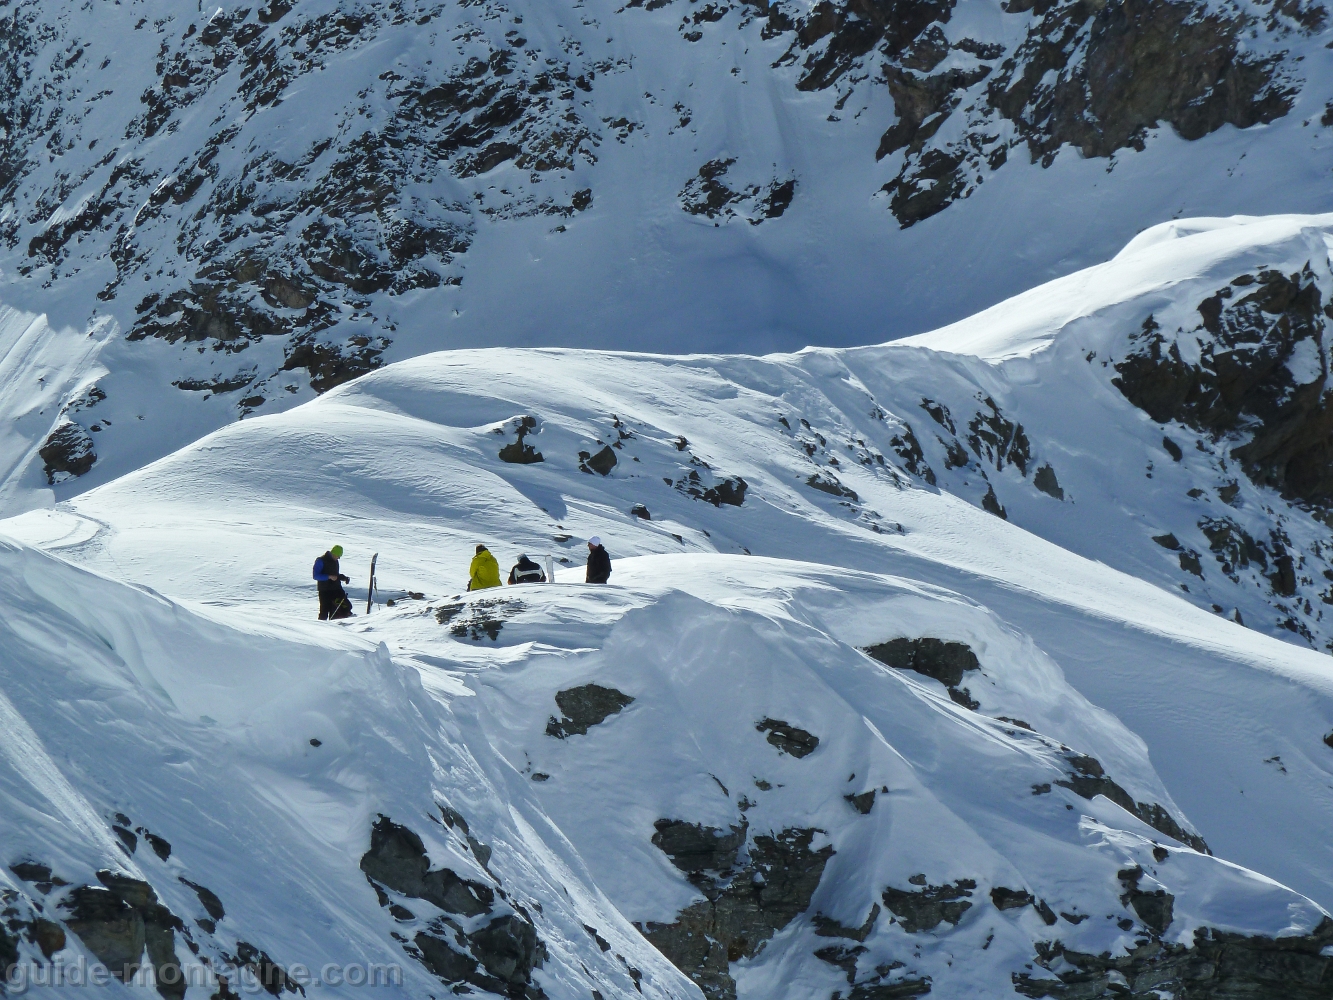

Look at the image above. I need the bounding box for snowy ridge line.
[1,0,1332,519]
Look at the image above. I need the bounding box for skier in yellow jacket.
[468,544,502,591]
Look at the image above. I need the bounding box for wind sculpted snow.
[7,215,1333,995]
[0,530,1329,998]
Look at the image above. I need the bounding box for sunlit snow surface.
[4,215,1333,996]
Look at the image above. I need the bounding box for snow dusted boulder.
[37,420,96,484]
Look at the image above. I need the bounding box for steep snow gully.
[4,216,1333,996]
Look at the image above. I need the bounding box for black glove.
[339,574,350,583]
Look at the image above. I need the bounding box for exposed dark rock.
[990,886,1034,910]
[641,827,833,1000]
[1163,436,1184,461]
[1013,917,1333,998]
[968,398,1031,475]
[467,914,545,987]
[782,0,955,93]
[813,903,880,941]
[756,717,820,757]
[437,597,524,640]
[173,374,255,393]
[63,872,187,999]
[1116,270,1333,508]
[846,976,933,998]
[499,416,543,464]
[700,476,747,506]
[583,923,611,951]
[228,941,301,997]
[64,886,144,981]
[982,484,1007,519]
[363,815,547,996]
[807,472,858,502]
[39,421,96,484]
[437,810,495,874]
[281,335,386,394]
[414,912,548,997]
[1033,463,1064,500]
[652,819,747,877]
[0,923,20,971]
[673,468,748,506]
[679,158,795,224]
[920,398,956,434]
[144,833,171,861]
[815,941,866,982]
[28,918,65,959]
[872,0,1297,225]
[1153,533,1181,550]
[994,0,1292,163]
[631,503,651,519]
[1195,516,1298,596]
[545,684,635,738]
[11,862,68,894]
[360,816,494,917]
[112,825,137,853]
[881,878,976,932]
[863,637,980,689]
[1118,865,1174,934]
[180,879,225,922]
[889,425,937,485]
[414,932,480,982]
[845,789,876,814]
[1056,753,1209,854]
[948,686,979,709]
[580,445,618,476]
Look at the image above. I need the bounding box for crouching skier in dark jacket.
[508,554,546,584]
[586,536,611,584]
[313,545,353,619]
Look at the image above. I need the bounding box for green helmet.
[330,545,344,558]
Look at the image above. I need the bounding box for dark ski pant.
[318,582,353,620]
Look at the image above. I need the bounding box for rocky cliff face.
[827,0,1302,226]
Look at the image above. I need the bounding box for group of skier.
[311,536,612,619]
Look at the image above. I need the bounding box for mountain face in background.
[0,0,1331,457]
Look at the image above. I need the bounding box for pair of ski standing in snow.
[311,538,612,620]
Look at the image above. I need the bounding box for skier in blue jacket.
[313,545,353,620]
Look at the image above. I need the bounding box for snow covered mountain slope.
[19,211,1333,654]
[0,533,697,1000]
[3,0,1333,500]
[9,208,1333,996]
[2,519,1332,998]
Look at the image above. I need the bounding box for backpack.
[511,558,545,584]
